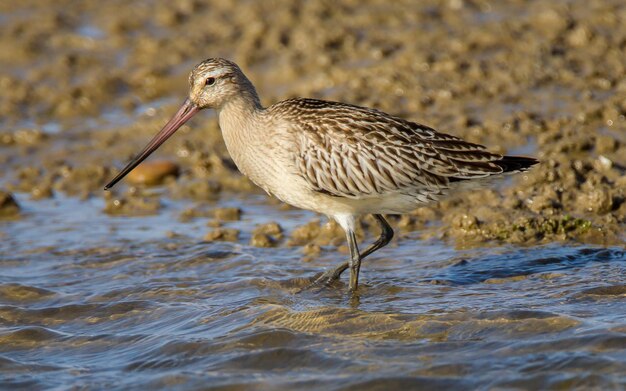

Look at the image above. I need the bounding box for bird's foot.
[299,262,348,292]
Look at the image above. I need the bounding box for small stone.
[595,135,618,153]
[576,187,613,215]
[289,221,321,245]
[451,213,478,230]
[0,191,20,218]
[206,219,222,228]
[0,133,13,145]
[485,275,528,284]
[102,194,161,215]
[30,184,54,200]
[252,222,283,238]
[595,156,613,171]
[250,233,275,247]
[125,160,179,186]
[566,25,590,47]
[534,9,566,35]
[12,129,46,146]
[251,222,283,247]
[301,243,321,256]
[212,207,241,221]
[204,228,239,242]
[171,179,221,200]
[526,189,560,213]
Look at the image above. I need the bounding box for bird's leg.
[311,215,394,286]
[346,229,361,291]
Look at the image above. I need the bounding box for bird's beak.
[104,98,200,190]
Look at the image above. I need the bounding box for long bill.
[104,99,200,190]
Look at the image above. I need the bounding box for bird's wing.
[278,98,505,199]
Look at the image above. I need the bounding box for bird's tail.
[494,156,539,173]
[446,155,538,191]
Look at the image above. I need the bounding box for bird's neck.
[216,88,266,177]
[217,76,263,127]
[220,75,263,114]
[217,92,263,137]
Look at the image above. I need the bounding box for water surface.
[1,193,625,390]
[1,0,626,389]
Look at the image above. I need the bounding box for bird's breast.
[219,121,296,195]
[217,110,332,212]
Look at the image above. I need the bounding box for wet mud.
[1,0,625,389]
[1,0,625,245]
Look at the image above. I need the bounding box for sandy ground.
[1,0,625,247]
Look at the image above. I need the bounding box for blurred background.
[0,0,625,389]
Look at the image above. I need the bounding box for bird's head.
[188,58,255,110]
[104,58,257,190]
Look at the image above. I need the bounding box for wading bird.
[105,58,537,292]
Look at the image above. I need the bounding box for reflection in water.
[0,194,625,389]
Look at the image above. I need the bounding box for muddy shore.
[2,2,626,389]
[1,0,624,247]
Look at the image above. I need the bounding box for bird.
[105,58,538,293]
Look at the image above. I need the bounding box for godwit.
[105,58,538,292]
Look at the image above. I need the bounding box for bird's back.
[266,98,537,210]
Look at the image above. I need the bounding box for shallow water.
[1,193,625,390]
[1,0,626,389]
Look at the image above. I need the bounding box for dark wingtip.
[497,156,539,173]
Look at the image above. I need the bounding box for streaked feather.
[268,98,536,200]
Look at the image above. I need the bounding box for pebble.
[250,233,275,247]
[204,228,240,242]
[212,207,241,221]
[0,191,20,218]
[125,160,179,186]
[250,222,284,247]
[252,222,283,238]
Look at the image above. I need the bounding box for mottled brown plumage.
[106,58,538,293]
[274,99,503,198]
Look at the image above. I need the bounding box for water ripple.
[1,197,625,389]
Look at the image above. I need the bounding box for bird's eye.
[205,77,216,86]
